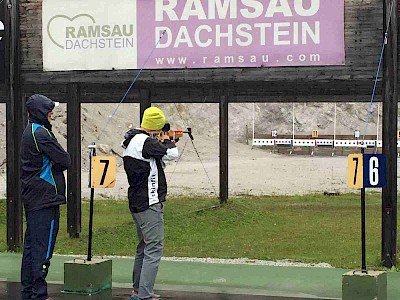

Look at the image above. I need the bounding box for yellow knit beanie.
[141,107,166,130]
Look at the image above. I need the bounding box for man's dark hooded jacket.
[20,94,71,212]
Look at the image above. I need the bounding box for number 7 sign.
[347,154,363,189]
[347,154,386,189]
[91,156,117,188]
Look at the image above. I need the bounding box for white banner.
[42,0,137,71]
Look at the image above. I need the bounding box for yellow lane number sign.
[91,156,116,188]
[347,154,363,189]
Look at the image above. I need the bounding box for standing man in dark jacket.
[122,107,178,300]
[20,94,71,300]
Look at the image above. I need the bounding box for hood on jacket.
[122,128,149,149]
[26,94,56,128]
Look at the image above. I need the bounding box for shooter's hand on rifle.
[159,132,172,143]
[154,123,194,143]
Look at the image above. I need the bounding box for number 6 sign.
[91,156,117,188]
[347,154,386,189]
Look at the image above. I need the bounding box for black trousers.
[21,206,60,300]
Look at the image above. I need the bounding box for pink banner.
[137,0,345,69]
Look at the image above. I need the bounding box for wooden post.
[6,0,23,251]
[67,83,82,238]
[219,95,228,204]
[381,0,398,268]
[139,89,151,122]
[0,0,5,83]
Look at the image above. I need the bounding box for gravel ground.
[55,254,333,268]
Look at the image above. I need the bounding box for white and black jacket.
[122,129,179,213]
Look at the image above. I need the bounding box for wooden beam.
[219,95,228,204]
[19,60,383,85]
[21,82,390,104]
[381,0,398,268]
[6,0,23,251]
[67,83,82,238]
[21,77,383,101]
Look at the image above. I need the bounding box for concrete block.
[342,270,387,300]
[64,258,112,295]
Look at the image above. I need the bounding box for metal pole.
[252,102,255,140]
[361,148,367,273]
[334,103,337,142]
[361,186,367,272]
[87,145,96,261]
[88,187,95,261]
[377,102,380,141]
[292,103,295,140]
[245,125,249,145]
